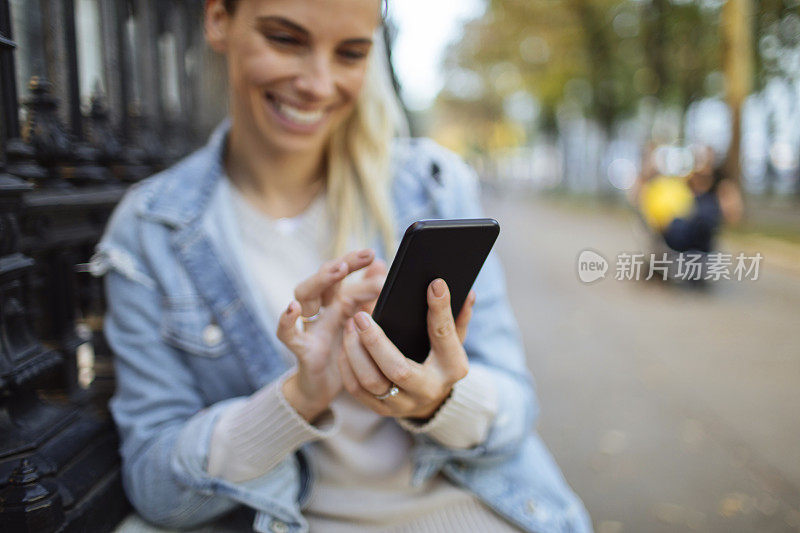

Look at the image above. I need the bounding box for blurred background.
[389,1,800,532]
[0,1,798,532]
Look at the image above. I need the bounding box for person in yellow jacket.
[633,145,742,254]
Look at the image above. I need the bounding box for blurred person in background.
[661,145,743,254]
[90,0,591,531]
[634,144,743,259]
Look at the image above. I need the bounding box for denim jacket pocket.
[160,297,229,358]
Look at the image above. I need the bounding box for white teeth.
[272,98,325,125]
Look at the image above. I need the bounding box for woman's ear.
[205,0,230,53]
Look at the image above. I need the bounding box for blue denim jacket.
[90,122,592,533]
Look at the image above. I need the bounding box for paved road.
[484,191,800,533]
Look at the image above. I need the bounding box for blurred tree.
[722,0,754,186]
[752,0,800,196]
[566,0,622,132]
[438,0,800,196]
[753,0,800,87]
[439,0,722,151]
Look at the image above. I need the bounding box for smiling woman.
[96,0,592,532]
[207,0,399,257]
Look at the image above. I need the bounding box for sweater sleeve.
[396,365,498,449]
[207,371,339,483]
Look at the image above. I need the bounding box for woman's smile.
[264,92,331,134]
[205,0,380,155]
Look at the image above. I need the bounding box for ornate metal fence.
[0,1,225,530]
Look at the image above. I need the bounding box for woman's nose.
[294,53,336,100]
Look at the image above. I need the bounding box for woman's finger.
[374,387,417,416]
[294,248,375,317]
[276,300,304,355]
[358,259,388,313]
[425,279,465,359]
[363,258,388,280]
[454,290,476,344]
[343,318,393,395]
[336,276,384,317]
[338,329,431,418]
[337,349,393,417]
[294,249,375,317]
[294,260,349,317]
[352,311,424,392]
[320,248,376,306]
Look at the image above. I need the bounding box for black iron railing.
[0,1,218,531]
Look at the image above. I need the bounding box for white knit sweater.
[206,178,521,532]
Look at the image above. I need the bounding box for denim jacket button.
[202,323,223,346]
[269,519,289,533]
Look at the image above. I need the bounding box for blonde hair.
[324,30,408,258]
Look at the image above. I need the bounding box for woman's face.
[206,0,381,155]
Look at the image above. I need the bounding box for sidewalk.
[723,195,800,278]
[721,231,800,278]
[742,195,800,242]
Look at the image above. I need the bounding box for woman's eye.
[267,34,301,46]
[338,49,368,62]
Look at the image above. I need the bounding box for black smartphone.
[371,218,499,363]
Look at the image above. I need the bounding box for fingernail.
[431,278,445,298]
[358,249,373,258]
[354,312,370,331]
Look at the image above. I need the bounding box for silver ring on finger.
[301,308,323,324]
[374,383,399,401]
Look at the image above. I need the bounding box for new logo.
[577,249,608,283]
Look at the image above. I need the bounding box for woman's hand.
[351,258,388,315]
[337,278,476,420]
[277,249,384,422]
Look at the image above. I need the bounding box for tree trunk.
[721,0,753,186]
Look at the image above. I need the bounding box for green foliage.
[442,0,788,134]
[754,0,800,89]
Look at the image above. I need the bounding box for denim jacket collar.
[140,119,230,229]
